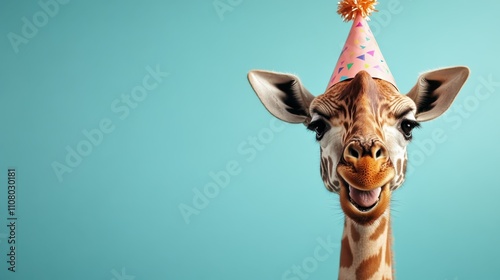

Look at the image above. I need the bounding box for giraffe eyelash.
[400,119,420,140]
[307,119,330,141]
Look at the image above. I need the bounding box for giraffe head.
[248,67,469,224]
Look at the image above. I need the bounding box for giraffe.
[247,67,469,279]
[247,1,469,278]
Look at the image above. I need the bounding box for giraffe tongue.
[349,186,382,208]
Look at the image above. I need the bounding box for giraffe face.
[308,71,417,224]
[247,66,469,224]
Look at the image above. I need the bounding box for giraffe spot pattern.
[396,159,401,175]
[320,155,340,192]
[386,229,392,266]
[395,174,404,186]
[355,247,383,280]
[369,217,387,241]
[391,157,407,191]
[340,236,353,268]
[320,157,333,192]
[351,223,360,243]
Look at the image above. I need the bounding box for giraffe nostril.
[349,147,359,159]
[373,144,388,160]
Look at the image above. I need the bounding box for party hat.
[327,0,396,89]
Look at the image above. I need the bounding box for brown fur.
[386,226,393,266]
[369,217,387,241]
[351,223,360,243]
[355,247,383,280]
[340,236,353,268]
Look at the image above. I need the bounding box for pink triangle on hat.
[327,13,397,90]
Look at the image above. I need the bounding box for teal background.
[1,0,499,279]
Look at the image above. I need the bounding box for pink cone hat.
[327,1,396,89]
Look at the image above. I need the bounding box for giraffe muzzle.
[338,140,395,190]
[337,140,395,216]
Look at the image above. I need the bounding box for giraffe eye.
[307,119,329,141]
[400,119,420,139]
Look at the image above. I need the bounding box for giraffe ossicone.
[247,0,469,279]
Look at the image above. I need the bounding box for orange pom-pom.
[337,0,378,21]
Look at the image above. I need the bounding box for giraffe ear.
[247,70,315,124]
[406,66,470,122]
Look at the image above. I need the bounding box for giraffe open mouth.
[348,185,382,212]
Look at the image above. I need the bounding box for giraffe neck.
[338,209,393,280]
